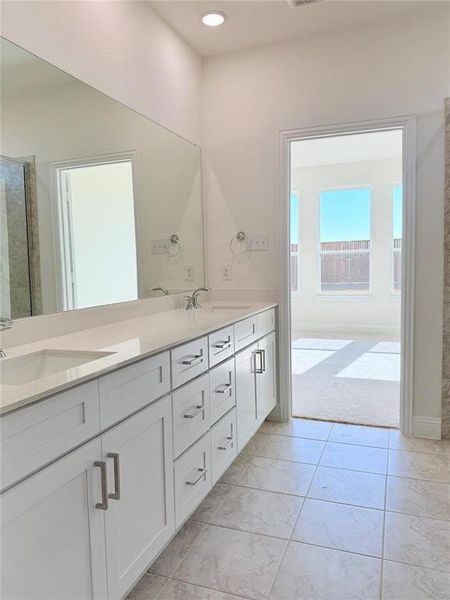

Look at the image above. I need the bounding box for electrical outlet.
[247,234,269,251]
[185,264,195,281]
[222,263,232,281]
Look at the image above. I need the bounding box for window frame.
[290,191,300,296]
[392,182,403,295]
[317,184,373,296]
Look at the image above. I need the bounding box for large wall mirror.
[0,37,205,319]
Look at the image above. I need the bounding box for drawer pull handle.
[186,467,207,486]
[218,436,234,451]
[107,452,121,500]
[214,339,231,350]
[182,352,203,367]
[216,383,233,396]
[184,405,204,419]
[94,461,109,511]
[253,350,264,374]
[261,349,266,373]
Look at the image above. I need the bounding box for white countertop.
[0,302,276,415]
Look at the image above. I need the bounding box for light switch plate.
[247,234,269,251]
[222,263,232,280]
[185,264,195,281]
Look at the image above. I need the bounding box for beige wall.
[291,158,402,336]
[0,0,203,144]
[203,7,449,422]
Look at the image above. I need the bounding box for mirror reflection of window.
[56,159,138,310]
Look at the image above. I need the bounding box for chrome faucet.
[152,287,170,296]
[185,287,210,310]
[0,317,13,358]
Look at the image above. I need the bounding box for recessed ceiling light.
[201,11,227,27]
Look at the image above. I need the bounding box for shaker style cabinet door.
[101,396,175,600]
[1,439,107,600]
[235,343,258,451]
[256,332,277,425]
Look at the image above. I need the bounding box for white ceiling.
[149,0,442,57]
[291,130,402,168]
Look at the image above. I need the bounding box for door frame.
[278,115,416,434]
[50,150,143,311]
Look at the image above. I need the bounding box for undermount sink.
[0,349,114,386]
[205,304,253,311]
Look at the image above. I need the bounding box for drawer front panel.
[171,337,208,389]
[99,352,170,428]
[174,432,211,528]
[172,375,210,458]
[234,316,259,351]
[209,358,236,426]
[257,308,276,338]
[210,408,237,486]
[208,326,235,368]
[0,381,100,491]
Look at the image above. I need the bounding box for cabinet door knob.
[94,461,109,510]
[107,452,121,500]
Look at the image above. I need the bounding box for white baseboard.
[412,416,442,440]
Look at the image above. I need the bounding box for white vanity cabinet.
[0,306,277,600]
[101,396,174,600]
[1,439,108,600]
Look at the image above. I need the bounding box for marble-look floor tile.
[388,449,450,483]
[308,466,386,509]
[384,512,450,572]
[292,498,384,557]
[386,476,450,521]
[174,524,287,600]
[270,541,381,600]
[381,561,450,600]
[222,455,316,496]
[191,484,232,523]
[126,574,168,600]
[329,423,390,448]
[389,430,450,455]
[320,442,388,474]
[208,485,303,538]
[149,520,205,577]
[158,580,245,600]
[260,418,332,440]
[245,432,325,464]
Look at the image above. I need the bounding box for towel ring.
[230,231,249,256]
[167,234,181,257]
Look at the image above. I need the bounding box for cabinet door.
[1,440,107,600]
[256,332,277,425]
[235,344,258,451]
[102,396,175,600]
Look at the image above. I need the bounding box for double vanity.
[0,302,278,600]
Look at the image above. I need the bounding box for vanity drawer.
[208,326,234,367]
[99,352,170,428]
[257,308,276,338]
[210,408,237,486]
[174,432,211,528]
[234,315,259,351]
[0,381,100,491]
[172,374,210,458]
[171,337,208,389]
[209,358,235,426]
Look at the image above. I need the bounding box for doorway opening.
[53,155,139,311]
[280,120,415,432]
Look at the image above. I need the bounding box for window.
[290,192,300,294]
[319,188,371,292]
[393,184,402,292]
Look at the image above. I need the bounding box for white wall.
[0,0,202,144]
[203,7,449,420]
[291,158,402,336]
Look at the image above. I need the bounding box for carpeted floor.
[291,336,400,428]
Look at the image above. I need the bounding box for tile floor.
[127,419,450,600]
[291,337,401,427]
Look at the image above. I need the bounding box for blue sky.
[290,186,403,243]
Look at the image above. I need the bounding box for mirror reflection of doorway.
[289,130,403,429]
[54,156,139,311]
